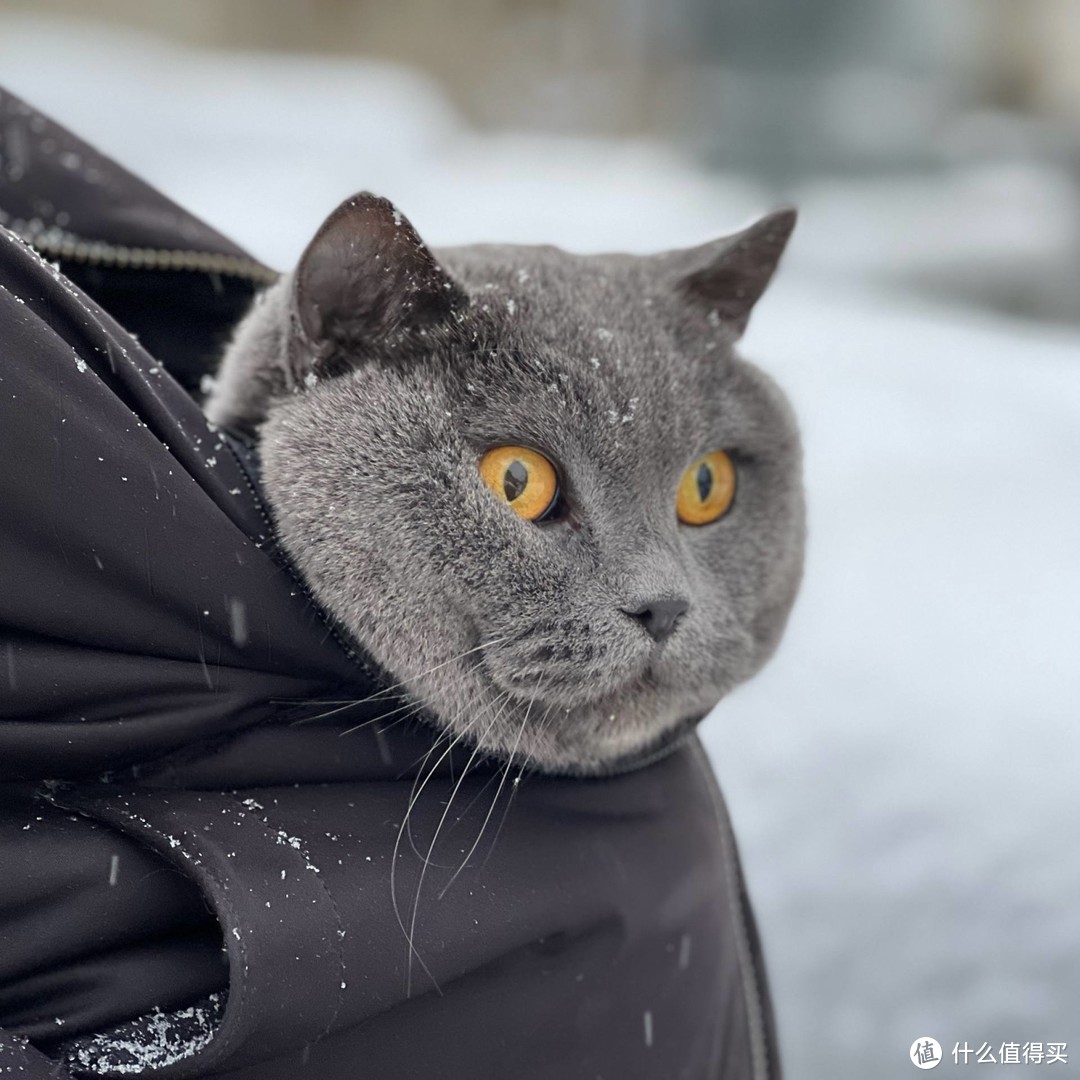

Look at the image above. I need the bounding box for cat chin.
[476,699,701,776]
[477,658,652,713]
[381,626,751,773]
[418,669,721,776]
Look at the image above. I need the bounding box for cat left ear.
[672,208,796,337]
[292,192,467,375]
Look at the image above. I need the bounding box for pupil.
[503,460,529,502]
[696,463,713,503]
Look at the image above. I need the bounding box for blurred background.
[1,1,1077,1076]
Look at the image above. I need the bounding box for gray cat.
[206,194,804,775]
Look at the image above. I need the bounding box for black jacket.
[0,87,780,1079]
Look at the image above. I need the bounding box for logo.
[910,1037,942,1069]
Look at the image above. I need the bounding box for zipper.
[15,224,278,285]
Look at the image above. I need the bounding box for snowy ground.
[2,15,1078,1079]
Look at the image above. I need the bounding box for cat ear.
[292,192,467,373]
[671,208,796,336]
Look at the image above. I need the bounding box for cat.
[205,193,805,775]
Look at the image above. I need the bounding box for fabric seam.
[225,794,348,1042]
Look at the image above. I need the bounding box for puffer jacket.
[0,87,781,1080]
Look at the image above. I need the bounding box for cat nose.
[622,598,689,644]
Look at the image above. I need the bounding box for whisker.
[529,701,559,763]
[389,651,504,781]
[403,691,511,864]
[481,702,554,872]
[441,767,500,828]
[337,709,418,744]
[279,634,516,714]
[404,695,510,991]
[289,699,383,726]
[390,730,449,997]
[437,678,542,900]
[285,686,427,734]
[391,723,474,999]
[337,696,429,738]
[395,730,457,781]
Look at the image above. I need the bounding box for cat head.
[206,193,804,774]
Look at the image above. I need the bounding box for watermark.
[953,1042,1068,1066]
[911,1037,943,1070]
[909,1038,1069,1068]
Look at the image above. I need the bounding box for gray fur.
[206,194,805,774]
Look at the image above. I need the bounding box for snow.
[717,282,1080,1073]
[2,14,1078,1079]
[62,994,223,1075]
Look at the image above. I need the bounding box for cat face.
[207,195,804,774]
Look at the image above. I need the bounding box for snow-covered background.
[2,14,1078,1078]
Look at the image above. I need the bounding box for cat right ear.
[291,192,468,377]
[670,208,796,338]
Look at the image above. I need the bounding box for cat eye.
[676,450,736,525]
[479,445,559,522]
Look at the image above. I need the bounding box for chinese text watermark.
[910,1038,1068,1069]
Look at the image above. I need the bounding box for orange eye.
[676,450,736,525]
[479,446,559,521]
